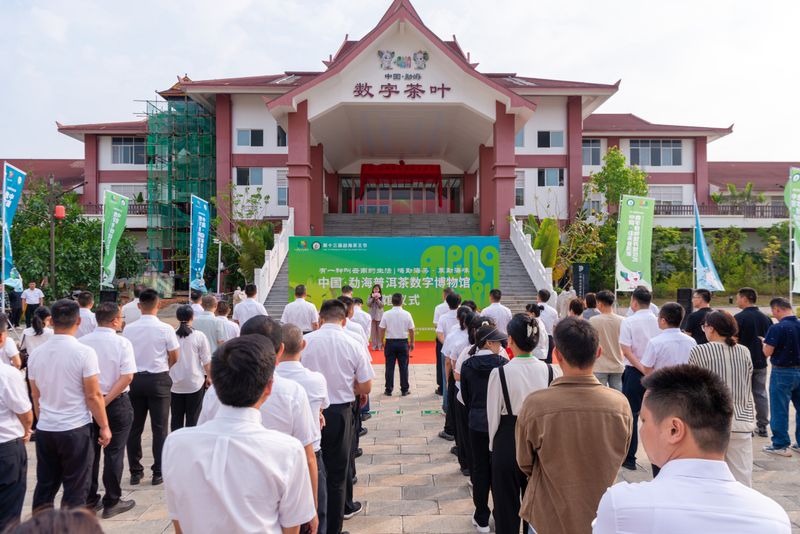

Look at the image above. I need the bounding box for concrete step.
[263,259,290,318]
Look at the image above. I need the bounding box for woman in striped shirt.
[688,310,755,486]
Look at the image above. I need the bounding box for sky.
[1,0,798,162]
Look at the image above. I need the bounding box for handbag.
[17,334,28,369]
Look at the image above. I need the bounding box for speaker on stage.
[677,288,693,316]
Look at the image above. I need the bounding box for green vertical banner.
[288,237,500,341]
[616,195,656,291]
[101,191,129,288]
[784,167,800,294]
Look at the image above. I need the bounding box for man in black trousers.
[122,289,180,486]
[79,302,137,517]
[28,299,111,509]
[302,300,375,534]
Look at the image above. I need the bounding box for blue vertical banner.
[189,194,210,293]
[694,199,724,292]
[3,162,25,292]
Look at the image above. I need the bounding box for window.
[582,139,601,166]
[277,171,288,206]
[108,184,147,202]
[649,185,683,205]
[514,129,525,148]
[630,140,682,167]
[111,137,145,165]
[515,172,525,206]
[235,167,263,186]
[277,126,288,147]
[236,129,264,147]
[537,130,564,148]
[537,168,565,187]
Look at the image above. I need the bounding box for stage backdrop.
[288,236,500,341]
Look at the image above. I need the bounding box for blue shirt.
[764,316,800,367]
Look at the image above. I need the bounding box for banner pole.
[1,162,6,315]
[791,216,794,309]
[614,194,622,313]
[190,195,194,292]
[100,196,105,290]
[693,199,697,290]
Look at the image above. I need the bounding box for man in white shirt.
[641,302,697,375]
[537,289,559,336]
[28,299,111,509]
[619,286,661,471]
[593,365,792,534]
[436,292,461,441]
[0,354,32,530]
[278,323,330,534]
[75,291,97,338]
[215,301,240,341]
[352,298,372,346]
[189,289,204,316]
[21,281,44,328]
[482,289,513,335]
[433,288,454,396]
[79,302,137,518]
[282,285,319,334]
[379,293,415,396]
[122,288,180,486]
[232,283,268,326]
[121,285,143,327]
[193,294,226,353]
[0,315,21,369]
[302,299,374,534]
[163,335,316,534]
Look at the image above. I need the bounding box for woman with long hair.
[169,305,212,430]
[442,306,475,475]
[487,313,562,533]
[460,319,509,533]
[20,306,53,355]
[524,303,550,361]
[688,310,755,486]
[367,284,384,350]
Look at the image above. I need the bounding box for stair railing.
[508,215,554,296]
[254,208,294,304]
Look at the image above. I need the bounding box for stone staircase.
[263,213,539,317]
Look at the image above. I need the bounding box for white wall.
[510,167,568,219]
[98,135,146,171]
[232,95,288,155]
[619,138,695,172]
[514,97,568,156]
[231,167,289,219]
[581,137,607,176]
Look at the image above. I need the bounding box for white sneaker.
[472,514,490,533]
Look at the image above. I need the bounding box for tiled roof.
[56,120,147,133]
[3,159,85,187]
[709,161,800,191]
[584,113,732,134]
[485,74,618,90]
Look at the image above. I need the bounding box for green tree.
[711,182,765,206]
[11,181,145,300]
[761,235,782,295]
[585,145,649,210]
[554,218,604,286]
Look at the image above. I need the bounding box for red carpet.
[369,341,437,364]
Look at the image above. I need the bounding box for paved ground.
[19,363,800,533]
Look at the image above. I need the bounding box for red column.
[567,96,583,220]
[479,145,494,235]
[326,171,340,214]
[287,101,312,236]
[695,137,709,205]
[462,172,477,213]
[83,134,98,205]
[310,144,324,235]
[215,94,233,237]
[493,101,517,239]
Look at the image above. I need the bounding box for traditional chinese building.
[46,0,795,276]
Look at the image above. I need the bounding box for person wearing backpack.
[487,313,561,533]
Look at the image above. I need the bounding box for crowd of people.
[0,279,798,533]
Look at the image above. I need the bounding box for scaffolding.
[144,97,215,276]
